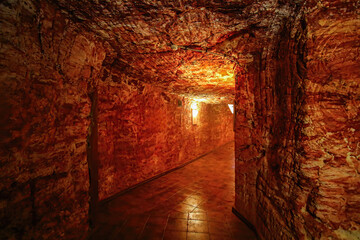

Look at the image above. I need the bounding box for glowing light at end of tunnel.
[228,104,234,114]
[191,102,199,125]
[191,102,198,110]
[192,109,199,118]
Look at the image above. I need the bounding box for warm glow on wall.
[228,104,234,114]
[191,102,199,125]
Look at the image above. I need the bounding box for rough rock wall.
[300,1,360,238]
[97,69,234,200]
[0,1,106,239]
[0,0,235,237]
[234,1,359,239]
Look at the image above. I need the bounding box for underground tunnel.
[0,0,359,239]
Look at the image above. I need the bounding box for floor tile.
[174,203,196,213]
[208,221,229,235]
[116,227,143,240]
[139,225,165,240]
[187,232,210,240]
[169,211,188,219]
[189,212,207,221]
[191,207,207,213]
[146,216,168,226]
[183,196,201,207]
[209,233,233,240]
[163,230,187,240]
[166,218,188,231]
[188,220,209,233]
[207,211,228,222]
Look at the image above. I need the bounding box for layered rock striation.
[234,1,360,239]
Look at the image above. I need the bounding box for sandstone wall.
[0,1,106,239]
[234,1,359,239]
[0,1,234,238]
[300,1,360,238]
[97,70,234,200]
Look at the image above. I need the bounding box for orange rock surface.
[0,0,359,239]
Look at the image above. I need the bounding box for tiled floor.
[90,142,257,240]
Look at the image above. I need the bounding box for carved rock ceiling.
[53,0,299,103]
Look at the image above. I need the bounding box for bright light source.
[192,109,199,118]
[191,102,199,125]
[228,104,234,114]
[191,102,198,110]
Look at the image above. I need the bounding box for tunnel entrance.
[96,54,237,202]
[91,53,238,238]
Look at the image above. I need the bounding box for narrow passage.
[91,142,256,240]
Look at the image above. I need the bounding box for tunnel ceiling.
[53,0,300,103]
